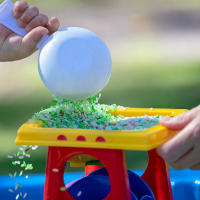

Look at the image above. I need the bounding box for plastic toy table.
[14,108,188,200]
[0,169,200,200]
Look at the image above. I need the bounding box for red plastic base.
[43,147,132,200]
[43,147,173,200]
[142,150,173,200]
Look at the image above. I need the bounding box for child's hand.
[0,1,60,61]
[157,105,200,170]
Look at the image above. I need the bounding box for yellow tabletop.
[15,108,188,151]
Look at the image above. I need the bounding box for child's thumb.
[21,26,49,54]
[159,106,200,131]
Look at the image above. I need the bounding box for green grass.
[0,60,200,175]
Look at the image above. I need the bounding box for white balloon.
[38,27,112,101]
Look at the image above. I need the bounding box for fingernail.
[26,27,31,32]
[18,21,24,27]
[14,12,19,18]
[160,117,171,121]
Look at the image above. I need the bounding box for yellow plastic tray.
[15,108,188,151]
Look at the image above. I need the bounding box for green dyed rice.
[31,94,164,131]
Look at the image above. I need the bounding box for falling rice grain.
[23,193,27,198]
[16,194,19,200]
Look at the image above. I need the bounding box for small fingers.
[157,127,193,163]
[13,1,28,18]
[45,17,60,35]
[159,105,200,130]
[20,26,49,55]
[157,115,200,165]
[17,6,39,28]
[25,14,48,33]
[13,2,59,36]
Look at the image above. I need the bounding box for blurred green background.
[0,0,200,175]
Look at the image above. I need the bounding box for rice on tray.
[31,94,163,131]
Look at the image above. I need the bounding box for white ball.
[38,27,112,101]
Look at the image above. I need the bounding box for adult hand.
[157,105,200,170]
[0,1,60,61]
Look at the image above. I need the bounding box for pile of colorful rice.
[31,94,163,131]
